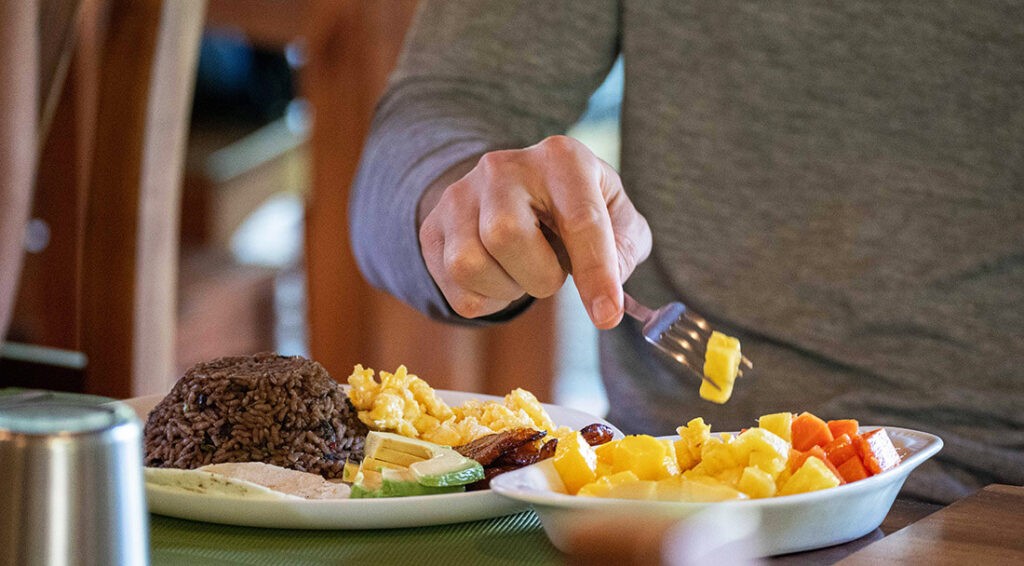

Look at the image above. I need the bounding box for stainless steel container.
[0,390,149,566]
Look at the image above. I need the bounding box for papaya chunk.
[824,434,858,468]
[827,419,859,439]
[855,428,901,475]
[791,412,834,451]
[836,454,870,483]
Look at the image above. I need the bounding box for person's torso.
[607,0,1024,503]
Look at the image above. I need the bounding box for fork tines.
[624,292,752,390]
[647,335,721,390]
[665,311,752,377]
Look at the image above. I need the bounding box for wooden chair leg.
[301,0,417,380]
[82,0,205,398]
[0,1,39,344]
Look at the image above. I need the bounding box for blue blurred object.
[196,30,253,95]
[192,30,296,124]
[579,57,623,123]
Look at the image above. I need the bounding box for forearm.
[349,95,510,321]
[349,0,619,323]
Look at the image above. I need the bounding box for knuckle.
[561,200,606,236]
[615,234,640,280]
[530,272,567,298]
[476,150,512,174]
[616,233,640,265]
[571,262,606,283]
[442,178,474,204]
[418,221,442,249]
[447,292,487,318]
[480,214,532,251]
[537,135,583,159]
[444,247,489,286]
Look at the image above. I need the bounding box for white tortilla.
[145,462,351,500]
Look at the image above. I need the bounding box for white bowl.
[490,426,942,556]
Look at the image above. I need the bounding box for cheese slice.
[145,462,351,500]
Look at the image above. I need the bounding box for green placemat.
[150,510,561,566]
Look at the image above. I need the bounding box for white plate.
[489,426,942,557]
[123,389,621,530]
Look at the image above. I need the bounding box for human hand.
[418,135,652,329]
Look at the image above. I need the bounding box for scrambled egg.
[347,365,570,446]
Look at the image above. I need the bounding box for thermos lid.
[0,389,137,435]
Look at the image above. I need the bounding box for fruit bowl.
[490,426,942,556]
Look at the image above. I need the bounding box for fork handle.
[623,292,653,322]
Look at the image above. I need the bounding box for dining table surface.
[148,483,1024,565]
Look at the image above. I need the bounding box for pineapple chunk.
[594,439,618,466]
[715,466,744,488]
[661,439,681,470]
[700,331,742,404]
[608,479,659,501]
[677,475,750,502]
[656,475,748,502]
[731,428,790,464]
[691,437,742,477]
[748,452,787,479]
[737,466,777,499]
[757,412,793,444]
[674,417,711,471]
[613,435,680,481]
[778,456,841,496]
[654,475,690,500]
[579,471,658,501]
[577,470,639,498]
[775,467,793,489]
[553,431,598,495]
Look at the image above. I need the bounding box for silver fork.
[623,292,753,389]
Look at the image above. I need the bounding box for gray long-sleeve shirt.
[350,0,1024,504]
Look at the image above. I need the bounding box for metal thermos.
[0,390,149,566]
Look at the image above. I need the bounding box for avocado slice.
[380,468,464,497]
[359,431,484,490]
[351,467,465,498]
[349,468,383,499]
[363,432,437,460]
[341,459,361,483]
[410,451,484,487]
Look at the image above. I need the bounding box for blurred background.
[1,0,622,416]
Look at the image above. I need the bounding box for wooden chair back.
[2,0,206,399]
